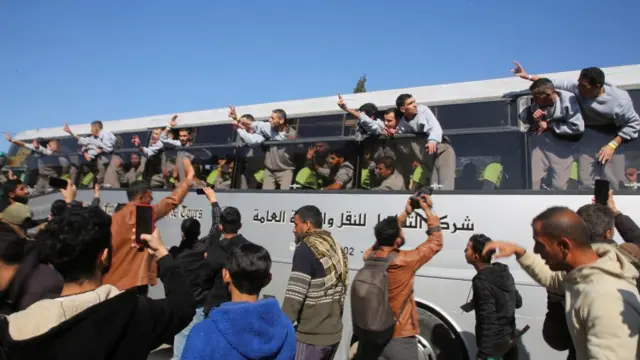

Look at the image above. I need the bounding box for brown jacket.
[363,213,442,339]
[103,180,191,290]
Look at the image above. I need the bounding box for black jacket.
[0,255,196,360]
[168,202,220,306]
[471,262,522,359]
[0,249,63,315]
[202,234,251,316]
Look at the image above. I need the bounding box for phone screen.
[196,188,205,195]
[135,205,154,250]
[594,179,610,205]
[49,177,68,190]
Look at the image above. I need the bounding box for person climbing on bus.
[527,78,585,191]
[228,105,264,189]
[513,62,640,189]
[395,94,456,191]
[338,93,411,138]
[4,134,67,195]
[234,108,297,190]
[63,120,119,187]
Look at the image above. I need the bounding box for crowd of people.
[2,63,639,194]
[0,64,638,360]
[0,160,638,359]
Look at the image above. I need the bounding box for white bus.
[10,64,640,360]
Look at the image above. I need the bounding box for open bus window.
[116,131,149,150]
[436,100,511,129]
[296,114,344,138]
[362,132,526,192]
[192,124,234,145]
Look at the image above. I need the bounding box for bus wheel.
[417,307,467,360]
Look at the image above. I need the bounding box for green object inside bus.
[295,167,322,189]
[482,162,503,187]
[570,161,578,181]
[360,168,370,189]
[254,169,264,184]
[412,165,428,185]
[81,173,94,187]
[207,169,220,185]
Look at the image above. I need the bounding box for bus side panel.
[27,190,640,360]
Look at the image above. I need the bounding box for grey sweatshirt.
[237,121,297,172]
[531,89,585,136]
[400,104,444,143]
[551,78,640,140]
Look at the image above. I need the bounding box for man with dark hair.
[372,156,406,191]
[527,78,585,190]
[182,243,296,359]
[202,202,253,316]
[395,93,456,190]
[483,206,640,359]
[63,120,118,187]
[513,62,640,189]
[5,134,66,195]
[355,194,442,360]
[103,158,195,295]
[318,149,354,190]
[464,234,522,360]
[169,187,221,360]
[576,204,616,244]
[235,108,296,190]
[0,206,195,360]
[0,179,29,212]
[283,205,348,359]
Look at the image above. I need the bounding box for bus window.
[364,132,525,192]
[192,124,234,145]
[296,114,344,138]
[436,100,511,129]
[343,113,358,137]
[57,136,80,154]
[116,131,149,149]
[290,139,359,191]
[449,132,524,190]
[629,88,640,109]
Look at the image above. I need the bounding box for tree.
[353,74,367,93]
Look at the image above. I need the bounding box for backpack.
[350,252,412,345]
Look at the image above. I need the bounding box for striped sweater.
[282,241,347,346]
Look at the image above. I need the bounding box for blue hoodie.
[181,298,296,360]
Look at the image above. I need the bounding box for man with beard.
[483,207,640,360]
[0,179,30,213]
[283,205,348,360]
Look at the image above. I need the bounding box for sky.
[1,0,638,151]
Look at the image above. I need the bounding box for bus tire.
[417,306,467,360]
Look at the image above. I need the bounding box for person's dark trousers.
[134,285,149,296]
[294,340,339,360]
[356,337,419,360]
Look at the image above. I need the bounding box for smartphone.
[135,205,155,252]
[196,188,206,195]
[594,179,610,205]
[49,177,68,190]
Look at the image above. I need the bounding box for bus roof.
[14,64,640,141]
